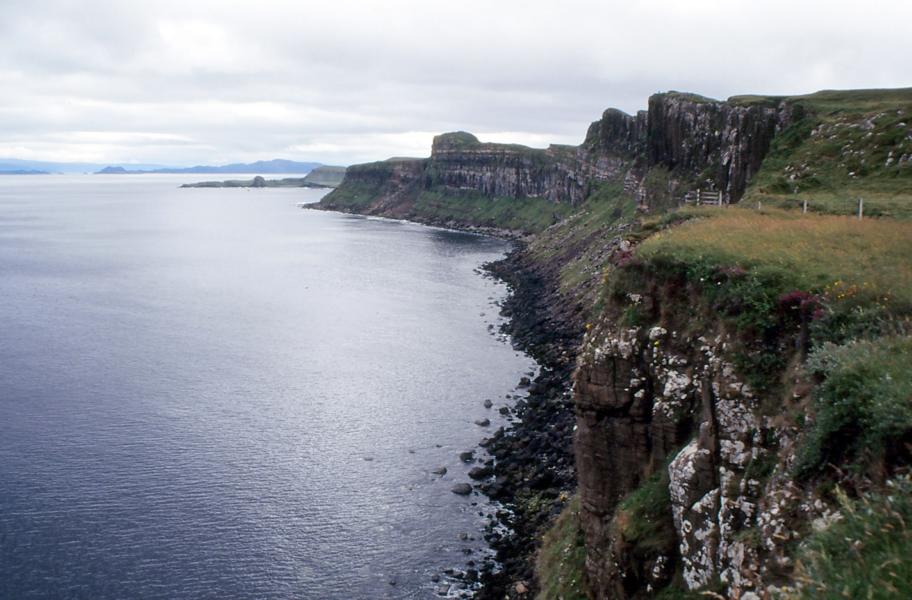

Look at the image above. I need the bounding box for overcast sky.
[1,0,909,166]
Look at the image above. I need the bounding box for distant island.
[180,166,346,189]
[96,158,325,175]
[0,158,167,174]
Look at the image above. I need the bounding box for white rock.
[648,326,667,341]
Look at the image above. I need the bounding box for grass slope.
[536,495,588,600]
[638,207,912,312]
[743,88,912,218]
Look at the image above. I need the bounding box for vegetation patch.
[413,189,575,232]
[790,476,912,598]
[636,209,912,312]
[794,336,912,479]
[527,181,635,306]
[613,468,676,560]
[610,208,912,391]
[535,495,588,600]
[743,88,912,218]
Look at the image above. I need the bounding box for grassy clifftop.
[743,88,912,218]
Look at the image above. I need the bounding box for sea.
[0,175,536,599]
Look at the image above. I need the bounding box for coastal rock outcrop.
[317,91,803,228]
[427,132,590,204]
[573,285,829,598]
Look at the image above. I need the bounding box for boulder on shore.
[451,483,473,495]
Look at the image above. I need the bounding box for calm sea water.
[0,175,535,599]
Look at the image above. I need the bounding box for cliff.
[571,211,912,598]
[311,87,912,599]
[427,132,590,203]
[316,134,589,233]
[315,91,817,232]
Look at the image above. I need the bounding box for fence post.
[718,191,722,207]
[858,197,863,220]
[803,198,808,214]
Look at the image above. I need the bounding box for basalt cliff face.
[316,92,802,230]
[427,132,591,204]
[574,290,824,599]
[581,93,801,204]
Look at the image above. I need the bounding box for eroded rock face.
[316,158,427,217]
[645,93,787,202]
[318,92,803,226]
[429,132,591,204]
[574,315,829,599]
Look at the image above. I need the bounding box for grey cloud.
[0,0,909,165]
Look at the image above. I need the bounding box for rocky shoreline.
[305,203,533,242]
[468,245,584,599]
[309,205,584,598]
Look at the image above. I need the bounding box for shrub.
[794,336,912,478]
[791,476,912,598]
[614,469,676,559]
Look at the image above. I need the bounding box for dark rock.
[459,451,475,463]
[451,483,473,495]
[432,466,447,475]
[474,418,491,427]
[483,399,493,409]
[468,466,493,480]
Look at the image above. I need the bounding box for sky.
[1,0,910,167]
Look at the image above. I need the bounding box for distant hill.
[0,169,50,175]
[96,159,324,175]
[0,159,166,174]
[180,166,347,189]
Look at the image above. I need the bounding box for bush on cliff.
[795,336,912,479]
[613,468,676,560]
[791,476,912,599]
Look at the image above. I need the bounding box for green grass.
[789,476,912,599]
[528,181,636,298]
[318,181,385,209]
[786,88,912,115]
[432,131,480,148]
[536,495,589,600]
[612,208,912,392]
[613,469,676,558]
[412,189,575,232]
[729,88,912,113]
[637,208,912,313]
[318,160,415,210]
[743,89,912,218]
[795,336,912,478]
[663,91,718,104]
